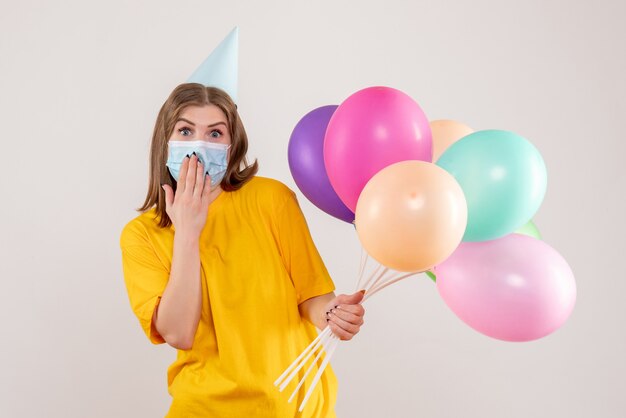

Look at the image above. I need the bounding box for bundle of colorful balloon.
[277,86,576,411]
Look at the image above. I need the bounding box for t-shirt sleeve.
[120,221,169,344]
[274,190,336,304]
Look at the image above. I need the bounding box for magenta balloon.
[435,234,576,342]
[324,86,432,212]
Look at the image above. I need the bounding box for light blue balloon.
[436,130,547,242]
[187,27,239,102]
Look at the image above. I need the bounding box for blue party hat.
[187,27,239,102]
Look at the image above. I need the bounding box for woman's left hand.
[324,291,366,341]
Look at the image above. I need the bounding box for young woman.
[121,83,365,417]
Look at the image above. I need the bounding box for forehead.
[177,104,227,125]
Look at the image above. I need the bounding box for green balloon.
[515,219,542,239]
[436,130,547,242]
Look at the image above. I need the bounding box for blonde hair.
[138,83,258,227]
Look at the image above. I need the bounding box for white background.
[1,0,624,417]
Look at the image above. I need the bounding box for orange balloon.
[355,161,467,272]
[430,119,474,161]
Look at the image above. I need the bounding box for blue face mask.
[166,140,230,187]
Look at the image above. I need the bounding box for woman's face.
[169,104,231,146]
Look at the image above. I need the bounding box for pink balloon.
[435,234,576,342]
[324,86,432,212]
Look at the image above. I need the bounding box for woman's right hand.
[162,154,211,238]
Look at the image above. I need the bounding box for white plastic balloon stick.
[364,271,419,302]
[298,335,340,412]
[361,265,387,294]
[278,328,333,392]
[276,253,422,411]
[355,248,369,291]
[274,327,330,387]
[288,335,334,403]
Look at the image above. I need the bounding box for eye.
[210,129,223,138]
[178,127,193,136]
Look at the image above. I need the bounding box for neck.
[208,185,223,204]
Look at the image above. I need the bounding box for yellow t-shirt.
[120,177,338,417]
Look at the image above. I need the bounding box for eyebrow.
[176,118,227,128]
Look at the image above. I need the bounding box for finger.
[328,320,354,341]
[334,291,364,306]
[328,311,360,335]
[333,303,365,318]
[329,307,364,326]
[177,155,190,194]
[162,184,174,213]
[185,153,198,194]
[201,172,212,200]
[193,159,205,198]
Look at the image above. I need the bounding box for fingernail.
[192,151,197,156]
[360,290,366,295]
[205,171,209,176]
[326,318,330,322]
[334,305,339,309]
[186,154,190,158]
